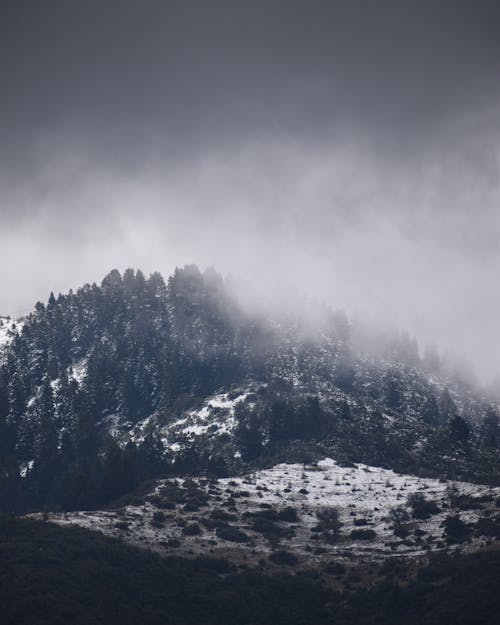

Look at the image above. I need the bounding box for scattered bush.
[447,488,491,511]
[475,516,500,539]
[201,517,227,529]
[443,516,470,543]
[251,517,295,542]
[408,493,440,519]
[315,507,342,533]
[158,483,186,504]
[278,506,299,522]
[315,508,342,531]
[152,511,165,524]
[155,498,176,510]
[182,522,201,536]
[182,500,200,512]
[210,509,238,522]
[350,529,377,540]
[393,525,411,538]
[216,526,250,543]
[389,506,410,525]
[246,508,278,521]
[353,518,369,526]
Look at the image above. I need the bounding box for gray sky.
[1,0,500,381]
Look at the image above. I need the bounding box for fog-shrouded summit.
[1,266,499,515]
[1,1,499,381]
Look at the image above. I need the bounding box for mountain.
[2,265,500,624]
[1,265,499,515]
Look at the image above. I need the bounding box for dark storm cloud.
[1,1,500,381]
[2,0,500,164]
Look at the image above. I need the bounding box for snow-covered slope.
[110,387,255,454]
[0,316,23,350]
[42,458,500,566]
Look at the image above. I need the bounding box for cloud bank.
[1,1,499,381]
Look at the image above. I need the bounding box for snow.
[101,414,122,438]
[0,316,23,350]
[123,389,251,452]
[41,457,500,566]
[166,390,249,443]
[69,359,87,384]
[33,359,88,403]
[19,460,34,478]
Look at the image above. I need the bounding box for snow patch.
[42,458,500,565]
[69,359,87,384]
[19,460,34,478]
[123,389,251,452]
[0,317,23,350]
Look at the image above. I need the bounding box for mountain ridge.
[0,265,499,516]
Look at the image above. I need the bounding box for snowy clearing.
[41,458,500,566]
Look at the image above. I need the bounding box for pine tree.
[268,399,291,444]
[334,358,356,392]
[55,369,78,432]
[439,388,456,423]
[481,406,499,448]
[33,377,58,463]
[8,371,26,422]
[421,392,440,425]
[235,403,264,461]
[339,400,351,420]
[449,414,471,444]
[384,369,403,410]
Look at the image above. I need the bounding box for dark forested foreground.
[1,266,499,514]
[1,517,500,625]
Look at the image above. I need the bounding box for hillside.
[1,266,500,624]
[1,266,499,515]
[40,459,500,567]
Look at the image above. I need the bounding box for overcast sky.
[1,0,500,381]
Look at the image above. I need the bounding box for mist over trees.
[0,266,498,513]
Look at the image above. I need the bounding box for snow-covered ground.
[125,389,252,451]
[69,359,88,384]
[42,458,500,566]
[0,316,23,350]
[169,391,249,438]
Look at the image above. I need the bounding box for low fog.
[2,132,499,383]
[1,1,499,382]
